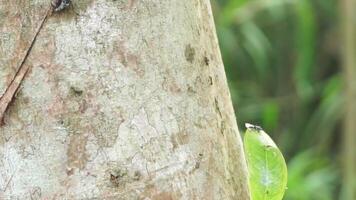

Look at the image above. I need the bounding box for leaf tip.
[245,123,263,131]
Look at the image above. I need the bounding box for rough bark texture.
[0,0,250,199]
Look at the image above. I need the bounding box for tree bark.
[0,0,250,199]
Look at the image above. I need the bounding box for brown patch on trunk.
[113,40,145,77]
[142,185,178,200]
[162,75,182,94]
[152,192,174,200]
[126,54,145,77]
[126,0,137,10]
[177,132,190,145]
[67,133,89,170]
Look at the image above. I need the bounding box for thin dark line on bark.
[2,168,17,192]
[0,8,52,126]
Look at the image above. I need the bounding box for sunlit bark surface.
[0,0,249,199]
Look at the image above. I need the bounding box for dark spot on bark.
[195,153,203,169]
[66,167,74,176]
[185,44,195,63]
[208,76,213,85]
[214,98,222,117]
[187,84,196,94]
[110,168,128,187]
[109,168,141,187]
[204,56,209,66]
[58,119,65,126]
[133,170,142,181]
[70,86,83,97]
[110,174,120,185]
[30,187,42,199]
[220,121,226,136]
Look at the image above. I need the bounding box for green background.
[212,0,343,199]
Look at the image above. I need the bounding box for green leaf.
[244,123,288,200]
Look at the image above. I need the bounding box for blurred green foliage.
[212,0,342,199]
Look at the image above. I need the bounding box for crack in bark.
[0,7,53,126]
[2,168,18,192]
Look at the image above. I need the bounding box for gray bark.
[0,0,250,199]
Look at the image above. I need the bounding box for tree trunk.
[340,0,356,199]
[0,0,249,199]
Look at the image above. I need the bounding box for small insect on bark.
[52,0,71,12]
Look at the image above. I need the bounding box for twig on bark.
[0,7,52,126]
